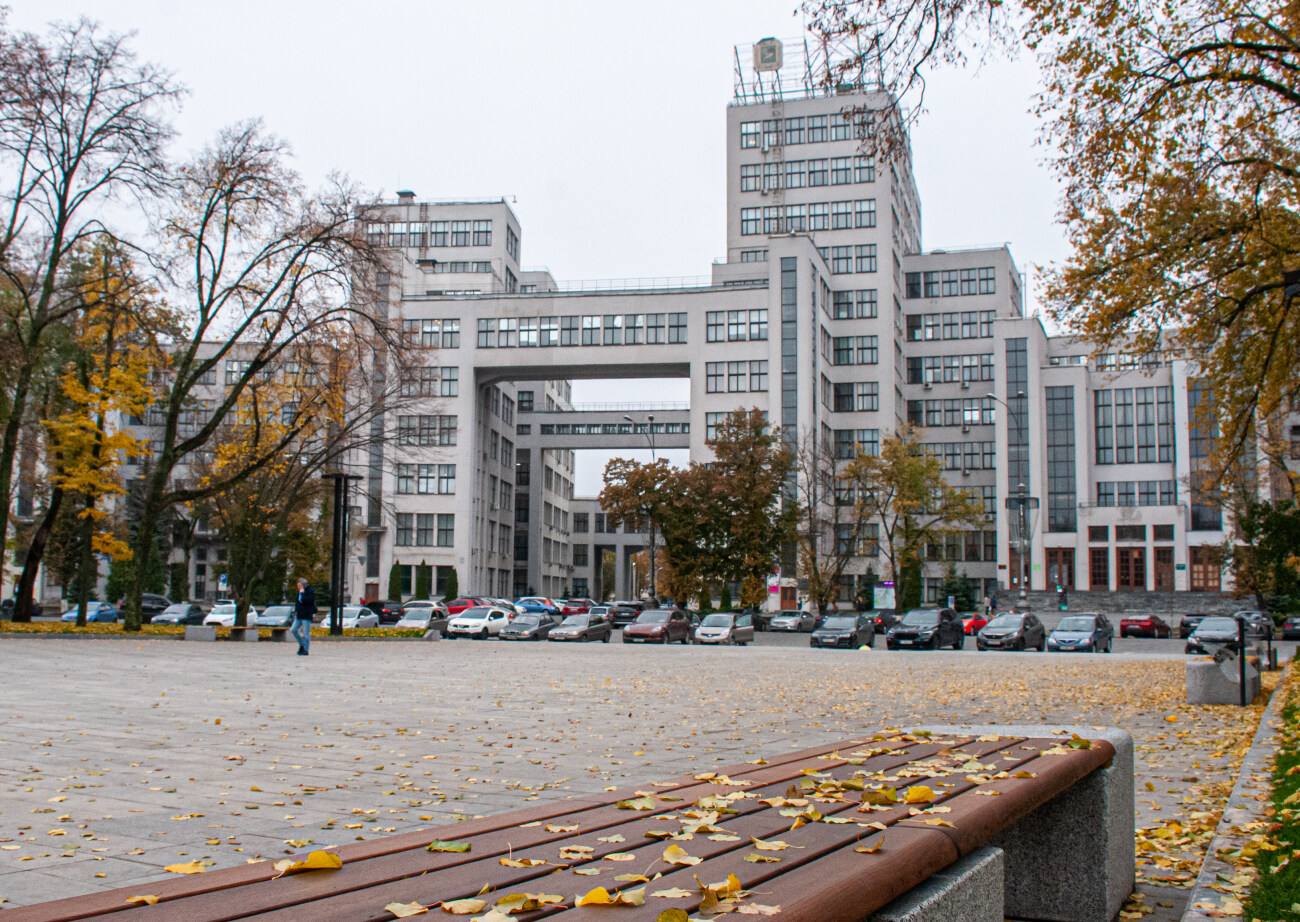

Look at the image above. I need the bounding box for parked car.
[608,605,640,628]
[1235,611,1275,640]
[516,597,562,616]
[446,605,512,639]
[961,612,989,635]
[869,609,900,633]
[622,609,692,644]
[139,593,172,623]
[445,597,488,615]
[693,612,755,646]
[886,608,964,650]
[256,605,295,628]
[365,599,404,624]
[810,613,875,649]
[500,613,555,641]
[549,613,612,643]
[1178,614,1208,638]
[1119,613,1172,638]
[560,598,597,616]
[769,611,816,632]
[1185,617,1243,654]
[587,605,614,624]
[976,612,1046,651]
[150,603,206,625]
[395,603,449,631]
[60,601,119,623]
[1047,613,1114,653]
[341,605,379,629]
[613,600,646,615]
[203,602,259,627]
[487,597,526,616]
[1282,615,1300,641]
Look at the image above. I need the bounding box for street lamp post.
[987,391,1034,603]
[321,472,362,636]
[623,414,658,603]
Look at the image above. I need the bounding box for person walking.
[293,578,315,656]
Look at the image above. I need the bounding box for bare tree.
[120,121,400,630]
[0,17,179,598]
[793,428,868,615]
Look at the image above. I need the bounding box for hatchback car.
[203,602,259,627]
[976,612,1046,651]
[887,608,964,650]
[769,611,816,632]
[139,592,172,623]
[561,598,597,616]
[1185,617,1243,654]
[608,605,640,628]
[1119,613,1171,638]
[549,613,612,643]
[1178,614,1207,638]
[500,613,555,641]
[60,602,119,623]
[256,605,295,628]
[446,605,511,639]
[365,599,404,624]
[587,606,614,624]
[1047,613,1113,653]
[622,609,692,644]
[515,597,562,616]
[395,602,449,631]
[1283,615,1300,641]
[693,612,755,645]
[1235,611,1275,640]
[961,612,989,635]
[810,613,875,649]
[445,597,488,615]
[341,605,379,629]
[869,609,900,633]
[150,602,206,625]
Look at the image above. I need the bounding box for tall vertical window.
[1006,339,1029,493]
[1045,386,1076,532]
[1188,380,1222,530]
[855,245,877,273]
[1113,388,1135,462]
[1094,391,1114,464]
[855,199,877,228]
[472,220,492,245]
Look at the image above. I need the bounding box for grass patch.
[1242,666,1300,922]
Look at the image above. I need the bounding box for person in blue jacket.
[293,578,315,655]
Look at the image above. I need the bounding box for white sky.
[12,0,1069,494]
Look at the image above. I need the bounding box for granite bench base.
[1186,658,1261,704]
[183,625,216,641]
[869,846,1004,922]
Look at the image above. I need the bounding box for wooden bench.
[5,727,1130,922]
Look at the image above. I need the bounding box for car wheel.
[478,629,488,640]
[1015,638,1025,651]
[602,633,609,643]
[954,634,965,650]
[1038,637,1046,652]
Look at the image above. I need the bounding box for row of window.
[399,367,459,398]
[740,159,875,191]
[740,202,877,236]
[905,268,997,299]
[819,379,880,412]
[1095,480,1178,507]
[832,429,881,458]
[396,415,458,446]
[705,309,769,342]
[818,245,877,275]
[905,311,997,341]
[394,513,455,547]
[922,531,1000,563]
[394,464,457,495]
[368,221,494,248]
[924,441,998,471]
[475,314,689,348]
[1088,524,1176,542]
[1095,387,1175,464]
[534,422,690,436]
[706,361,769,393]
[906,354,997,385]
[432,261,492,274]
[906,398,996,428]
[825,289,879,319]
[402,319,461,348]
[739,115,870,148]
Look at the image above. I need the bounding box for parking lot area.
[0,635,1279,908]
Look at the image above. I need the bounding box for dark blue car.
[61,602,119,623]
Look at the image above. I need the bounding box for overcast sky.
[12,0,1068,493]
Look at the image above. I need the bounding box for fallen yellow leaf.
[662,843,701,866]
[163,860,213,875]
[439,898,487,914]
[126,895,160,905]
[576,887,645,906]
[386,901,429,917]
[272,850,342,878]
[904,786,934,804]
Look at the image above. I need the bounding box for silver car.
[693,612,755,645]
[341,605,379,629]
[769,611,816,632]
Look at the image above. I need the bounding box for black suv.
[365,599,404,625]
[886,608,964,650]
[139,593,172,623]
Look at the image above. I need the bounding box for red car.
[962,613,989,635]
[621,609,693,644]
[446,597,489,615]
[560,598,597,616]
[1119,613,1171,638]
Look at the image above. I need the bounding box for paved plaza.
[0,636,1275,909]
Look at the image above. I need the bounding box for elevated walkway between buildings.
[515,404,691,451]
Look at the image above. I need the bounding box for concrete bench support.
[868,846,1003,922]
[1186,659,1261,704]
[184,625,216,642]
[228,627,259,642]
[267,627,289,642]
[922,724,1134,922]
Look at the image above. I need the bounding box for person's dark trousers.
[291,618,312,654]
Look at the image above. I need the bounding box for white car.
[341,605,379,629]
[446,605,512,639]
[203,602,260,626]
[769,611,816,632]
[395,602,448,630]
[489,597,526,615]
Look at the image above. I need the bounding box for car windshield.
[701,614,733,627]
[637,611,669,623]
[1056,617,1096,632]
[261,607,292,618]
[161,604,189,616]
[822,616,858,630]
[212,604,235,614]
[901,610,939,627]
[460,607,494,618]
[342,607,366,618]
[986,614,1023,629]
[401,609,433,620]
[512,615,540,627]
[1198,618,1237,632]
[403,601,433,610]
[589,607,609,615]
[561,615,588,627]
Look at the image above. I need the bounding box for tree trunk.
[14,487,63,622]
[0,365,35,602]
[77,500,97,626]
[124,486,168,633]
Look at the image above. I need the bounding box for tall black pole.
[330,474,345,636]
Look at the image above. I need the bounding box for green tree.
[1229,500,1300,614]
[841,426,986,608]
[937,562,979,611]
[442,567,459,601]
[387,563,403,601]
[415,563,433,599]
[599,457,672,601]
[804,0,1300,481]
